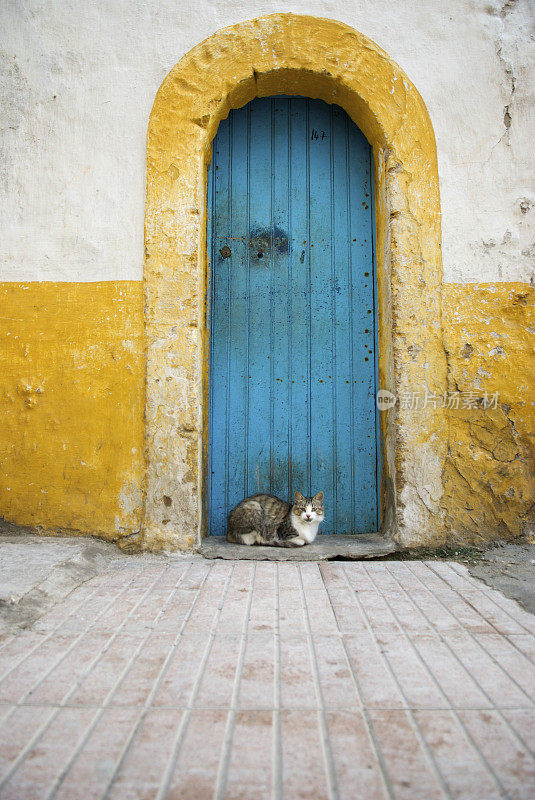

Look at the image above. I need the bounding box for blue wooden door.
[207,97,378,536]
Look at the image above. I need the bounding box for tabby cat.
[227,491,324,547]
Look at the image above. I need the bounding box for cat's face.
[292,491,325,524]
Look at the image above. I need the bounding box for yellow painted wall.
[0,282,145,541]
[442,282,534,542]
[0,279,531,546]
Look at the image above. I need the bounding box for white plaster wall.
[1,0,533,283]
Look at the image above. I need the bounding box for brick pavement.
[0,557,534,799]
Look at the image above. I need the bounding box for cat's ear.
[294,491,305,503]
[313,491,324,504]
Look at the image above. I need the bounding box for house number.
[311,129,327,140]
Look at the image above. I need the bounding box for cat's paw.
[290,537,306,546]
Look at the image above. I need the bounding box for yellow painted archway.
[143,13,448,551]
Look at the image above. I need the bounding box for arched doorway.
[207,96,379,536]
[143,14,447,551]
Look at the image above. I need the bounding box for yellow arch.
[143,13,447,551]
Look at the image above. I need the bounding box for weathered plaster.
[0,4,532,549]
[1,0,533,285]
[144,12,447,551]
[442,282,534,542]
[0,282,145,539]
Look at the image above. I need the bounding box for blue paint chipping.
[207,97,378,536]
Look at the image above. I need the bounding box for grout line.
[0,701,532,713]
[44,563,194,800]
[0,581,105,684]
[503,633,535,667]
[297,565,339,800]
[339,564,454,799]
[317,565,394,800]
[359,563,509,799]
[153,564,236,800]
[399,562,535,701]
[0,565,168,793]
[427,561,535,640]
[383,562,535,758]
[98,562,215,800]
[213,563,256,800]
[272,563,282,800]
[0,705,57,787]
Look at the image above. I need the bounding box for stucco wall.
[0,1,533,547]
[2,0,533,284]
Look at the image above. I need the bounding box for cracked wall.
[442,283,534,543]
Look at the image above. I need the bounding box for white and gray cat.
[227,491,324,547]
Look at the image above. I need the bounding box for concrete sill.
[198,533,397,561]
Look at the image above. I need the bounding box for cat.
[227,490,324,547]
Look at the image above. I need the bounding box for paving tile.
[279,635,316,709]
[379,635,447,709]
[0,632,80,703]
[390,563,494,634]
[414,709,502,799]
[314,634,359,709]
[0,705,56,780]
[25,630,111,705]
[458,709,535,800]
[68,633,146,706]
[368,709,446,800]
[0,706,96,800]
[447,564,535,633]
[354,588,403,639]
[106,708,184,800]
[326,710,389,800]
[224,709,273,799]
[278,563,307,636]
[507,633,535,663]
[475,632,535,702]
[31,584,100,633]
[300,563,339,634]
[166,708,227,800]
[248,563,276,633]
[237,632,275,709]
[410,562,526,634]
[109,631,176,706]
[280,709,330,799]
[183,564,232,633]
[153,588,202,633]
[501,708,535,754]
[344,632,405,709]
[45,586,127,634]
[363,566,435,636]
[319,566,368,633]
[344,562,377,592]
[53,707,140,800]
[177,561,212,591]
[411,633,492,708]
[152,631,210,707]
[443,629,534,707]
[89,592,153,635]
[121,588,175,632]
[195,634,240,707]
[217,562,255,633]
[0,631,49,678]
[0,555,533,799]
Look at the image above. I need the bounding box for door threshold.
[198,534,397,561]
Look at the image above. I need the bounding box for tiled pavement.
[0,557,534,799]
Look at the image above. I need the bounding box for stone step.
[198,533,397,561]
